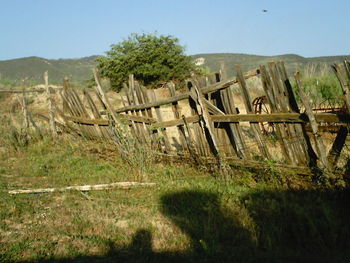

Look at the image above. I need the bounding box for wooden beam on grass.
[9,182,156,195]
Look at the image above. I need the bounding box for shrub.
[97,33,195,91]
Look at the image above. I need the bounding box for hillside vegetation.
[0,56,98,87]
[1,53,350,87]
[192,53,350,77]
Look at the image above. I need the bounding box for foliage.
[97,33,195,90]
[302,74,342,100]
[292,74,343,106]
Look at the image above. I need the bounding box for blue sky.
[0,0,349,60]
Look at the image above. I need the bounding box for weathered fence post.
[236,65,270,159]
[92,69,119,124]
[19,89,29,131]
[44,71,57,137]
[295,72,330,170]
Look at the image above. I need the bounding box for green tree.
[97,33,195,91]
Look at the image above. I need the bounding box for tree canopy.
[97,33,195,90]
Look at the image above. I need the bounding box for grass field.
[1,71,350,262]
[1,131,350,262]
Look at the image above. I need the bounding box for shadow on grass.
[11,188,350,263]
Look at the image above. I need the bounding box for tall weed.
[110,122,154,180]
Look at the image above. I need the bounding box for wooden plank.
[191,84,221,156]
[34,112,80,135]
[118,114,156,124]
[149,113,350,130]
[135,81,155,146]
[268,62,307,166]
[201,68,260,94]
[49,103,82,136]
[186,81,209,156]
[275,62,321,167]
[268,62,301,164]
[124,80,147,143]
[83,89,106,139]
[0,89,46,93]
[277,62,312,164]
[182,114,201,163]
[129,75,150,144]
[236,65,270,159]
[67,89,97,138]
[259,65,293,163]
[210,63,234,156]
[64,115,109,126]
[220,86,249,158]
[70,89,97,141]
[202,99,225,115]
[168,83,188,151]
[295,72,330,170]
[150,90,172,152]
[223,78,247,152]
[93,69,119,124]
[213,113,350,123]
[60,93,96,138]
[116,93,189,113]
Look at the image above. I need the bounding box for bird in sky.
[262,9,268,13]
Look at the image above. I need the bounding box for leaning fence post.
[19,88,29,130]
[295,72,329,170]
[16,81,30,143]
[92,68,119,124]
[44,71,57,137]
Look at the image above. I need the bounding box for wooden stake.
[92,69,119,124]
[295,72,329,170]
[44,71,57,137]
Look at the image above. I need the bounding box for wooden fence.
[4,61,350,175]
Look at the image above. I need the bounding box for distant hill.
[1,53,349,87]
[0,56,98,87]
[192,53,350,77]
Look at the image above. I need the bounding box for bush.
[292,74,343,106]
[97,33,195,91]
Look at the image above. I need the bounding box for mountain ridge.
[1,53,349,87]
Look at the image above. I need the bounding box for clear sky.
[1,0,349,60]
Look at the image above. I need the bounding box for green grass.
[1,134,350,263]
